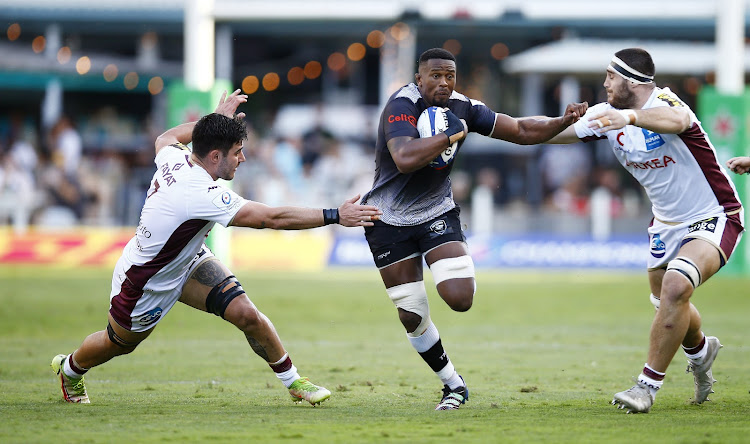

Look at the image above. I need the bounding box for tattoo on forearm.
[190,260,226,286]
[245,334,270,361]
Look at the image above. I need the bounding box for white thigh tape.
[430,255,475,285]
[666,256,702,289]
[649,293,660,309]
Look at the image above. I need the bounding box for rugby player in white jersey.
[50,89,382,405]
[547,48,744,413]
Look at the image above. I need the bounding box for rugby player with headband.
[545,47,744,414]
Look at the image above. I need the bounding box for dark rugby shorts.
[364,207,466,269]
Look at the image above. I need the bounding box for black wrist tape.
[323,208,339,225]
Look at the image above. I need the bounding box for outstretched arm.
[586,106,691,134]
[491,102,588,145]
[154,89,248,155]
[229,194,382,230]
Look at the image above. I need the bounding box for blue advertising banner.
[328,234,647,269]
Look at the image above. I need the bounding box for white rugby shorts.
[647,211,744,270]
[109,245,214,332]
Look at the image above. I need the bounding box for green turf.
[1,265,749,443]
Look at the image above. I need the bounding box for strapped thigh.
[429,255,475,285]
[666,256,702,289]
[205,275,246,319]
[106,322,141,349]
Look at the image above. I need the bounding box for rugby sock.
[638,364,665,399]
[683,334,707,363]
[408,322,463,389]
[269,353,301,388]
[63,353,88,379]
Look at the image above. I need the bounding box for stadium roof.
[503,38,750,76]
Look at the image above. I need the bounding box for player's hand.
[587,108,633,132]
[562,102,588,125]
[215,89,248,119]
[726,156,750,175]
[337,194,382,227]
[443,108,467,145]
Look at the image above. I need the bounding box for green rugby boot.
[51,354,90,404]
[288,377,331,406]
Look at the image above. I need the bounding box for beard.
[432,95,449,107]
[217,161,237,181]
[609,82,638,110]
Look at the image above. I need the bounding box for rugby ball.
[417,106,459,170]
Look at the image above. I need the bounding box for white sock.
[407,322,462,389]
[684,338,708,363]
[438,364,464,389]
[269,354,301,388]
[407,322,439,351]
[63,354,86,379]
[638,364,664,399]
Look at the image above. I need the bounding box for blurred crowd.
[0,106,650,234]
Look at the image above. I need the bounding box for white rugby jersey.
[118,143,246,293]
[574,87,742,222]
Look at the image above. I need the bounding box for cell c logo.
[616,132,625,146]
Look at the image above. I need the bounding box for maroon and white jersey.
[573,87,742,223]
[118,144,246,294]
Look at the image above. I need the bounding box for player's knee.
[205,275,246,319]
[231,304,263,333]
[445,293,473,312]
[437,276,475,312]
[387,281,430,334]
[397,308,423,332]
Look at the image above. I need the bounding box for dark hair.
[614,48,655,77]
[418,48,456,67]
[191,113,247,158]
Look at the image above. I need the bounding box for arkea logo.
[137,307,163,327]
[642,129,665,151]
[688,217,718,234]
[650,233,666,258]
[430,219,447,235]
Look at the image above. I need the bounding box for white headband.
[608,56,654,84]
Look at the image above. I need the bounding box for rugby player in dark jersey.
[360,48,586,410]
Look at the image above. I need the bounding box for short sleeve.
[465,99,497,136]
[190,184,248,228]
[383,98,420,141]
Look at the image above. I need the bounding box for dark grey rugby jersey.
[361,83,497,226]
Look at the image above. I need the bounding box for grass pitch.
[1,265,749,443]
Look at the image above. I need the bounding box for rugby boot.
[687,336,722,404]
[51,354,90,403]
[288,377,331,406]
